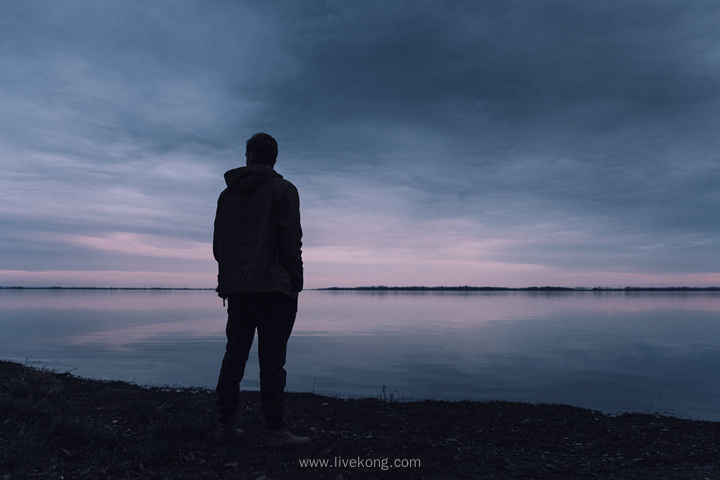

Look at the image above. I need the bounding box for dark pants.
[216,292,297,430]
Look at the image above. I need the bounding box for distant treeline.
[0,286,214,290]
[2,286,719,292]
[318,286,720,292]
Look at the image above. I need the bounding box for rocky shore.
[2,360,719,479]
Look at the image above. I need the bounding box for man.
[213,132,310,447]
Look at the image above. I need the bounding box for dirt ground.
[2,360,719,479]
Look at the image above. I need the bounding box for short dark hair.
[246,133,278,166]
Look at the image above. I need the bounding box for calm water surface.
[2,289,719,421]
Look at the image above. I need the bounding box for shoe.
[215,422,245,443]
[265,426,312,448]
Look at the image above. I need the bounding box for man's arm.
[277,182,303,292]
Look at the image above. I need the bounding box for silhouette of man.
[213,132,310,447]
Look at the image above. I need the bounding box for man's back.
[213,164,303,297]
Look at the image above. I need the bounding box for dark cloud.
[1,0,719,287]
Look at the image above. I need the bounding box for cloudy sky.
[1,0,719,289]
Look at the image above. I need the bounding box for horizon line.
[1,285,719,292]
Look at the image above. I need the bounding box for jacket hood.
[224,165,282,193]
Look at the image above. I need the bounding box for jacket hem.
[216,283,294,297]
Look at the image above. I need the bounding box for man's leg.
[256,292,297,430]
[216,293,257,424]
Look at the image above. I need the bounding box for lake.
[1,288,720,421]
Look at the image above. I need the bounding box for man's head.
[245,132,278,167]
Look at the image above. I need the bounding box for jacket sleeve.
[276,182,304,292]
[212,192,224,263]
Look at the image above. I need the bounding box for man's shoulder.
[272,175,299,191]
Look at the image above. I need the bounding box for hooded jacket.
[213,165,303,297]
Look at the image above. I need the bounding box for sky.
[1,0,720,289]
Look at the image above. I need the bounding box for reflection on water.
[1,288,720,420]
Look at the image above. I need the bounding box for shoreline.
[2,360,719,479]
